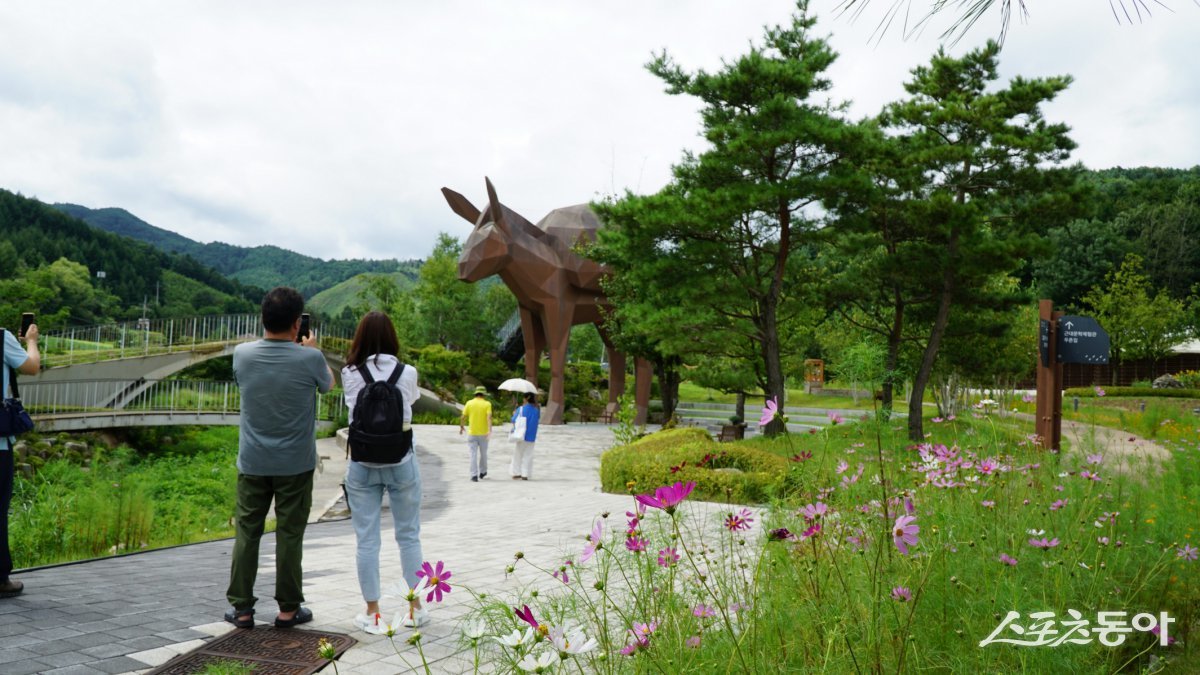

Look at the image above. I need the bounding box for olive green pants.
[226,470,313,612]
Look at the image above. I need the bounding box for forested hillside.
[0,189,259,328]
[54,203,422,298]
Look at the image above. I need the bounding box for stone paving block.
[4,658,57,675]
[154,627,210,642]
[0,645,38,663]
[125,645,177,667]
[29,649,94,668]
[89,655,158,674]
[29,637,92,656]
[3,631,46,648]
[40,666,108,675]
[65,631,125,650]
[79,641,135,659]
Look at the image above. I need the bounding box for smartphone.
[297,313,311,343]
[20,312,35,338]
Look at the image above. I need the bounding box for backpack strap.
[357,362,377,384]
[386,362,405,386]
[1,328,17,400]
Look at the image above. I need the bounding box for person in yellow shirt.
[459,386,492,482]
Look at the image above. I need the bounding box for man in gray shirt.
[225,287,334,629]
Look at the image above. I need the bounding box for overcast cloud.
[0,1,1195,262]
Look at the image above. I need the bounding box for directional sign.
[1056,315,1109,364]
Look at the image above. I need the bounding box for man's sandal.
[224,607,255,629]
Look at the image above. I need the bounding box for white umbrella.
[498,378,538,394]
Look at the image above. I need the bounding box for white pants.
[511,440,535,479]
[467,435,489,478]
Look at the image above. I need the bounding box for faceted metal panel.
[148,626,356,674]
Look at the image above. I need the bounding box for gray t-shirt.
[233,338,334,476]
[3,329,30,451]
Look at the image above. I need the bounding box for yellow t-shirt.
[461,397,492,435]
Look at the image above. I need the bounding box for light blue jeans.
[344,458,423,602]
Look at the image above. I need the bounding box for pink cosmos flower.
[1080,470,1101,482]
[1150,625,1177,646]
[828,412,845,425]
[657,547,680,568]
[724,507,754,532]
[891,586,912,602]
[904,497,915,515]
[768,528,794,541]
[1050,499,1067,511]
[580,519,604,563]
[685,636,702,649]
[635,481,696,514]
[415,560,453,603]
[1094,386,1106,397]
[789,451,813,462]
[626,536,648,553]
[1086,453,1103,465]
[836,460,850,474]
[998,553,1019,566]
[799,502,828,521]
[1178,544,1199,561]
[514,604,539,629]
[801,522,822,539]
[931,417,944,423]
[1021,392,1035,403]
[981,500,995,508]
[1028,537,1060,550]
[892,515,919,555]
[692,604,717,618]
[1098,536,1109,545]
[629,621,657,646]
[759,397,778,427]
[978,458,999,475]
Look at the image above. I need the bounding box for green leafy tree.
[1032,218,1133,309]
[591,1,850,434]
[874,40,1077,440]
[1084,254,1191,383]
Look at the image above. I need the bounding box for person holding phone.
[2,316,39,599]
[225,288,334,628]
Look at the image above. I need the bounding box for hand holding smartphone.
[20,312,35,339]
[297,313,311,343]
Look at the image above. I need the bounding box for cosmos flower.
[892,515,919,555]
[415,560,453,603]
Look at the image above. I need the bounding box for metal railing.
[37,314,353,367]
[21,379,345,421]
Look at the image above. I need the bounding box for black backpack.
[347,362,413,464]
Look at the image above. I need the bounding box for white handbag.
[509,408,527,441]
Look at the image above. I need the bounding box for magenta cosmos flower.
[514,604,539,629]
[416,560,453,603]
[892,515,919,555]
[998,553,1018,566]
[724,508,754,532]
[635,481,696,514]
[626,536,648,553]
[657,547,680,568]
[1178,544,1199,561]
[890,586,912,602]
[1028,537,1060,550]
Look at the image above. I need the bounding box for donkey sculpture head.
[441,178,535,283]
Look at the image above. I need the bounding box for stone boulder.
[1152,374,1183,389]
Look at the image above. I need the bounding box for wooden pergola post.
[1035,299,1064,451]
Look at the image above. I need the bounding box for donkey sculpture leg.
[519,305,546,390]
[539,301,574,425]
[597,326,625,422]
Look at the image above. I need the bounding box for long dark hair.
[523,392,538,406]
[345,311,400,369]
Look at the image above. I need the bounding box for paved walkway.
[0,423,676,674]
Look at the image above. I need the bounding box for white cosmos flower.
[517,650,559,672]
[550,626,598,655]
[384,578,426,604]
[496,628,535,649]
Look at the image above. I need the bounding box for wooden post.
[1035,300,1064,450]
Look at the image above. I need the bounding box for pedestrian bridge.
[24,314,461,431]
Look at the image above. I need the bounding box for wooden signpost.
[1035,300,1111,450]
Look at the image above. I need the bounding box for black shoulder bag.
[0,329,35,437]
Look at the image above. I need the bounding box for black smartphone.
[20,312,35,338]
[297,313,311,343]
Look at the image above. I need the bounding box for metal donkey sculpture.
[441,177,652,425]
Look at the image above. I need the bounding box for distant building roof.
[1171,339,1200,354]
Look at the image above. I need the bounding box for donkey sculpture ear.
[441,187,482,224]
[484,177,511,236]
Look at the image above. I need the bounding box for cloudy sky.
[1,1,1195,262]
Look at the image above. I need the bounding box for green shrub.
[1176,369,1200,388]
[1065,385,1200,399]
[415,344,470,395]
[600,428,789,504]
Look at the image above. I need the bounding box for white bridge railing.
[37,314,353,367]
[22,379,345,422]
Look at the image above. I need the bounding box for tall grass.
[10,428,242,567]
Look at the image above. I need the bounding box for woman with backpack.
[509,391,540,480]
[340,311,427,632]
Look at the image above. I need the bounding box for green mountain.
[0,189,260,323]
[307,271,416,318]
[53,203,422,298]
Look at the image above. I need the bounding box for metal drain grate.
[148,626,356,674]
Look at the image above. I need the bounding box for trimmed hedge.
[600,427,790,504]
[1065,386,1200,399]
